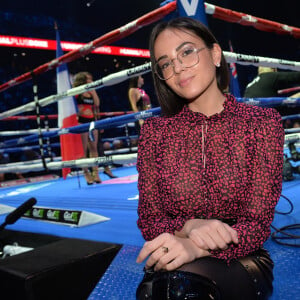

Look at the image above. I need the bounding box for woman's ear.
[211,43,222,67]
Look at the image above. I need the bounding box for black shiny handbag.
[136,267,221,300]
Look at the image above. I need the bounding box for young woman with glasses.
[136,17,284,300]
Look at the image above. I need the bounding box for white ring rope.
[0,157,109,174]
[0,62,151,120]
[0,129,59,136]
[223,52,300,71]
[0,153,137,174]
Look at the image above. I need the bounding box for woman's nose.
[172,59,184,74]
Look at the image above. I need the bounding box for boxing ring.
[0,2,300,299]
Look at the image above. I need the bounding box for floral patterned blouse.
[137,94,284,262]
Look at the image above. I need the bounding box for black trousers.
[136,248,273,300]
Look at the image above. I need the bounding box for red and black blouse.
[137,94,284,262]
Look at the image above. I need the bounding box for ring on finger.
[162,246,169,254]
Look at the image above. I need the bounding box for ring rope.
[278,86,300,95]
[223,52,300,71]
[0,157,61,168]
[0,143,60,154]
[0,62,151,120]
[0,122,136,136]
[204,2,300,38]
[1,111,300,137]
[102,135,139,143]
[1,115,299,138]
[284,128,300,134]
[281,114,300,121]
[0,129,59,136]
[0,2,176,93]
[0,107,161,149]
[236,97,300,107]
[0,153,138,174]
[1,103,299,151]
[284,133,300,144]
[0,1,299,94]
[1,131,299,175]
[1,111,134,122]
[0,156,111,174]
[0,135,139,153]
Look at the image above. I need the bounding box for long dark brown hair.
[149,17,229,117]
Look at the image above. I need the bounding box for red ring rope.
[0,2,176,93]
[278,86,300,95]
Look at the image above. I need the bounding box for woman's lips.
[178,76,193,88]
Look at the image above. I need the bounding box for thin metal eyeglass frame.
[154,47,206,81]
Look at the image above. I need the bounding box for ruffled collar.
[175,93,237,123]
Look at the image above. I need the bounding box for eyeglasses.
[154,46,206,80]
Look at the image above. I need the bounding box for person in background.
[244,66,300,98]
[73,72,116,184]
[293,120,300,128]
[0,152,24,182]
[244,67,300,125]
[128,75,152,131]
[0,152,10,182]
[135,17,284,300]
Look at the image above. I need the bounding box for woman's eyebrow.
[175,41,195,51]
[156,42,195,62]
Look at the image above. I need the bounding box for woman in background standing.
[128,75,151,131]
[73,72,115,184]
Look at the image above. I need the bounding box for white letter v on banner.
[180,0,199,16]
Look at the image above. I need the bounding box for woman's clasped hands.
[136,219,239,271]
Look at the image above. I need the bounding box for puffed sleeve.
[137,118,187,241]
[211,109,284,261]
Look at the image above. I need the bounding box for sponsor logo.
[120,21,137,33]
[279,59,297,67]
[241,15,257,23]
[32,208,44,218]
[236,54,259,64]
[282,98,297,104]
[79,42,94,53]
[84,80,103,90]
[244,98,260,106]
[59,128,70,135]
[135,110,153,120]
[127,63,151,77]
[47,209,60,220]
[63,211,80,223]
[284,134,300,143]
[180,0,200,16]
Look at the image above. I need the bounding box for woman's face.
[86,74,93,83]
[153,28,221,103]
